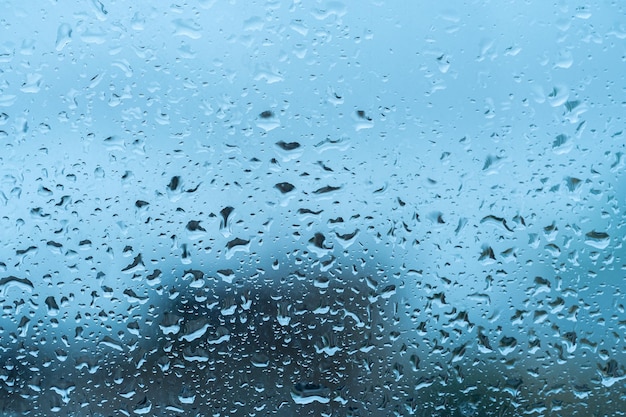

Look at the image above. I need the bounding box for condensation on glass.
[1,1,625,416]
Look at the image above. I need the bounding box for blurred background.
[0,0,625,415]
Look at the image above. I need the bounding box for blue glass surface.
[1,1,625,415]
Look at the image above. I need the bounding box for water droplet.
[20,73,42,93]
[275,182,295,193]
[251,353,270,367]
[99,336,123,352]
[585,230,610,249]
[55,23,72,51]
[0,276,34,296]
[180,317,210,342]
[45,296,59,316]
[225,237,250,259]
[290,382,331,404]
[133,396,152,415]
[207,326,230,345]
[172,18,202,39]
[498,336,517,356]
[178,386,196,404]
[183,346,210,362]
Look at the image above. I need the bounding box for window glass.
[1,1,625,415]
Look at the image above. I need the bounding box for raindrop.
[584,230,610,249]
[55,23,72,51]
[275,182,295,193]
[291,382,331,404]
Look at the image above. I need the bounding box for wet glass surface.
[1,1,625,416]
